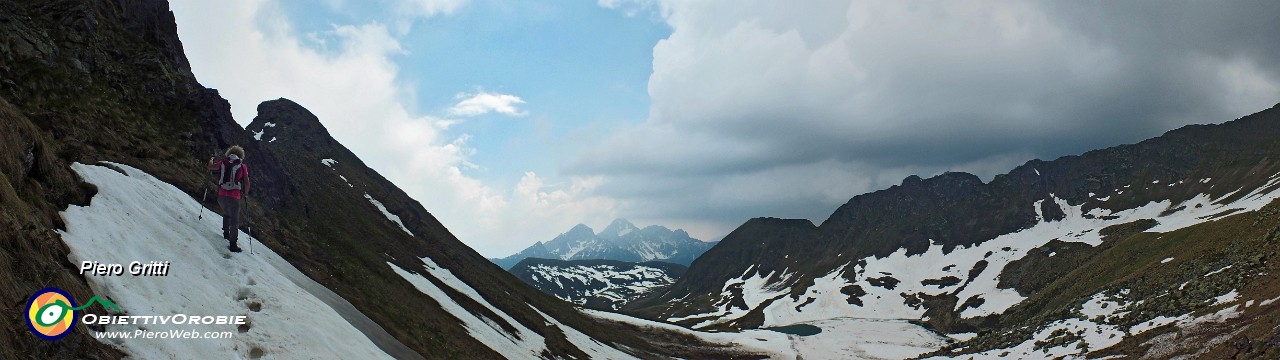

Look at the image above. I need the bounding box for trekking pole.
[247,194,254,255]
[199,150,216,220]
[198,186,207,220]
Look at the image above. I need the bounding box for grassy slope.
[921,199,1280,358]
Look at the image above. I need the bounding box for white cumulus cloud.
[399,0,467,17]
[448,91,528,117]
[171,0,613,257]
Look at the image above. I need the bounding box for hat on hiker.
[225,145,245,160]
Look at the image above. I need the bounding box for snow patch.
[390,261,545,358]
[1160,257,1174,264]
[363,193,412,236]
[1211,290,1239,306]
[321,159,337,167]
[530,308,634,359]
[1204,265,1233,277]
[1080,290,1134,319]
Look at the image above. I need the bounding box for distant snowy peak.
[600,218,639,238]
[491,219,717,269]
[566,223,595,236]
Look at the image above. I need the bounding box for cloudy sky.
[170,1,1280,257]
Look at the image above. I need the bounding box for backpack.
[218,157,245,191]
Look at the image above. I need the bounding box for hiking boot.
[229,245,243,253]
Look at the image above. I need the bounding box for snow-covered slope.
[59,162,395,359]
[509,259,685,310]
[391,258,635,359]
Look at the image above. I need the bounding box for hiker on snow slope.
[208,145,251,253]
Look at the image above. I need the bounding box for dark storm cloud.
[577,1,1280,240]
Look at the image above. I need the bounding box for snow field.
[526,263,674,307]
[594,309,948,359]
[584,309,797,359]
[667,265,792,328]
[59,162,391,359]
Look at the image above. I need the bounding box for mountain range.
[491,219,717,270]
[622,101,1280,358]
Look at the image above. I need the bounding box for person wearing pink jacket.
[207,145,251,253]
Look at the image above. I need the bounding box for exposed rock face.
[0,0,209,357]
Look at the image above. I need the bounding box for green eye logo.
[25,288,119,341]
[26,288,77,340]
